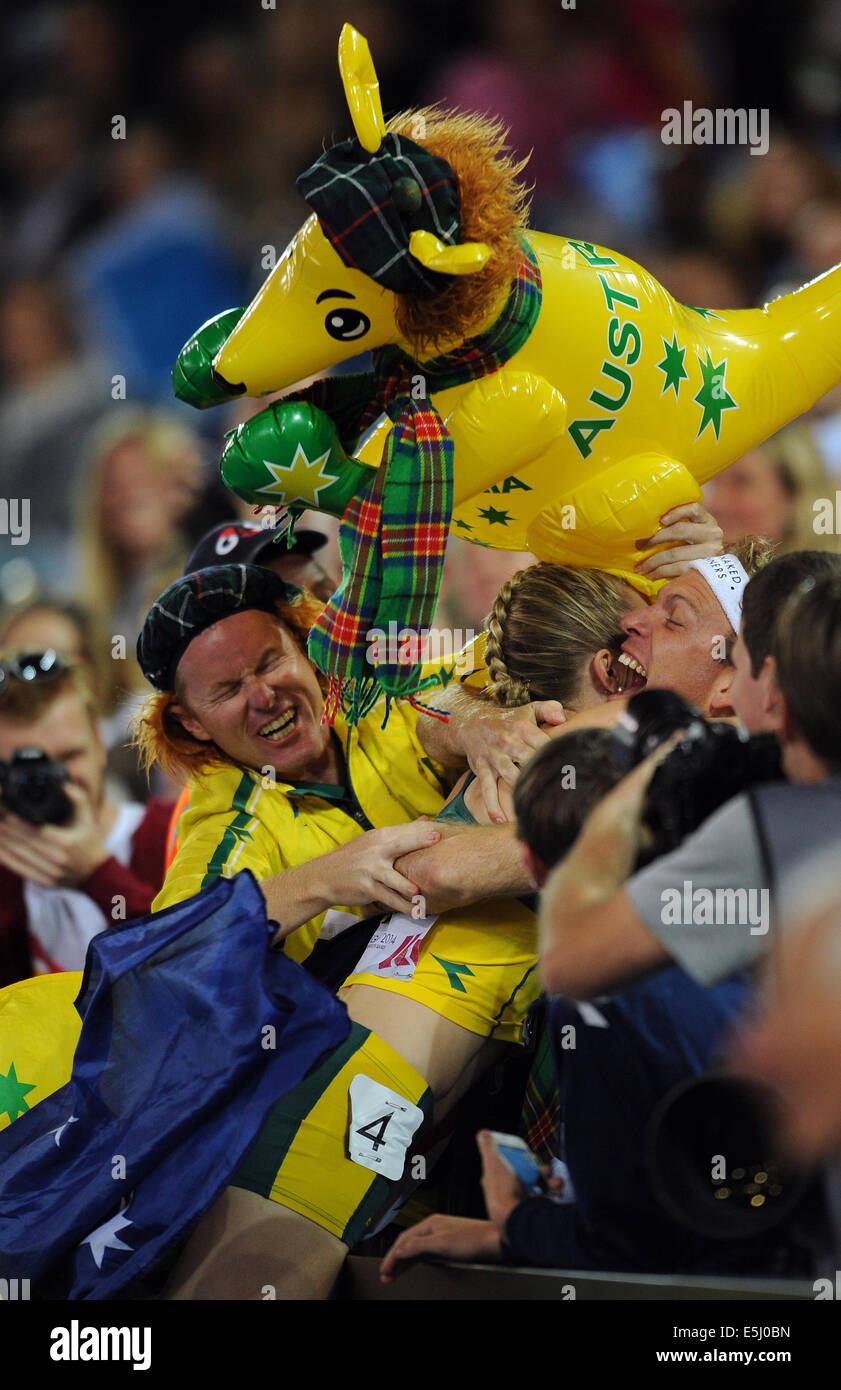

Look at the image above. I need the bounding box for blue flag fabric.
[0,871,350,1299]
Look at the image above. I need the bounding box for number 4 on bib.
[348,1075,425,1181]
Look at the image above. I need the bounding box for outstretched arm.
[395,821,531,914]
[264,820,442,940]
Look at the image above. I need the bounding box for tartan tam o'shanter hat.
[296,131,461,296]
[137,564,302,692]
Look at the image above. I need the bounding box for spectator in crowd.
[160,516,337,865]
[0,598,110,711]
[70,406,214,798]
[0,275,112,591]
[183,518,336,606]
[66,120,247,402]
[705,136,841,300]
[0,660,172,987]
[0,85,104,277]
[132,561,551,1297]
[704,424,840,554]
[0,595,149,803]
[536,568,841,999]
[606,536,772,720]
[74,407,206,788]
[76,407,204,655]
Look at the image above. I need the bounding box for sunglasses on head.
[0,649,66,697]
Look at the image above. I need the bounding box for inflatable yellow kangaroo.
[174,24,841,602]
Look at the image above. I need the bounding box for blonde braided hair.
[484,563,633,709]
[485,570,533,706]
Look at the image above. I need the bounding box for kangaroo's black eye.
[324,308,371,341]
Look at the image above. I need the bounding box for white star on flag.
[81,1198,134,1269]
[47,1115,79,1147]
[259,444,337,508]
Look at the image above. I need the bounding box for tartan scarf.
[306,239,542,724]
[520,1022,562,1165]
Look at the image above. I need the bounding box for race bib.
[318,909,362,941]
[348,1075,425,1181]
[351,911,438,981]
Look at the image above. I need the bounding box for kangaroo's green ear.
[339,24,386,154]
[409,230,492,276]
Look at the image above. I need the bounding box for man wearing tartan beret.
[133,557,556,1297]
[137,564,302,693]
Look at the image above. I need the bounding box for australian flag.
[0,872,350,1299]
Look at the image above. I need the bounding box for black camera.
[614,693,819,1249]
[611,689,784,859]
[0,747,74,826]
[647,1072,813,1241]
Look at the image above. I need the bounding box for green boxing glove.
[172,307,248,409]
[220,400,373,517]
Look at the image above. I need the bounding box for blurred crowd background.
[2,0,841,797]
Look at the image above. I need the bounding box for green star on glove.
[221,402,373,518]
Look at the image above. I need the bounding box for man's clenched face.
[618,571,735,715]
[173,609,335,782]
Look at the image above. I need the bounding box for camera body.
[0,747,74,826]
[611,690,784,860]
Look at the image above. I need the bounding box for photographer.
[381,734,779,1283]
[0,657,172,986]
[538,569,841,998]
[728,549,841,735]
[735,863,841,1166]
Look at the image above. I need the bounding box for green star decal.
[454,519,473,531]
[683,303,724,321]
[694,352,738,440]
[431,956,475,993]
[433,664,457,688]
[0,1062,36,1124]
[259,444,337,509]
[656,332,688,398]
[477,506,512,527]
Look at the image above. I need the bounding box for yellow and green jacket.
[153,697,451,963]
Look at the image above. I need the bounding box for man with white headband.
[615,544,755,718]
[537,558,841,1000]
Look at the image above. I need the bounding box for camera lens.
[24,773,50,803]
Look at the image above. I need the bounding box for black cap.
[184,520,328,575]
[137,563,302,692]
